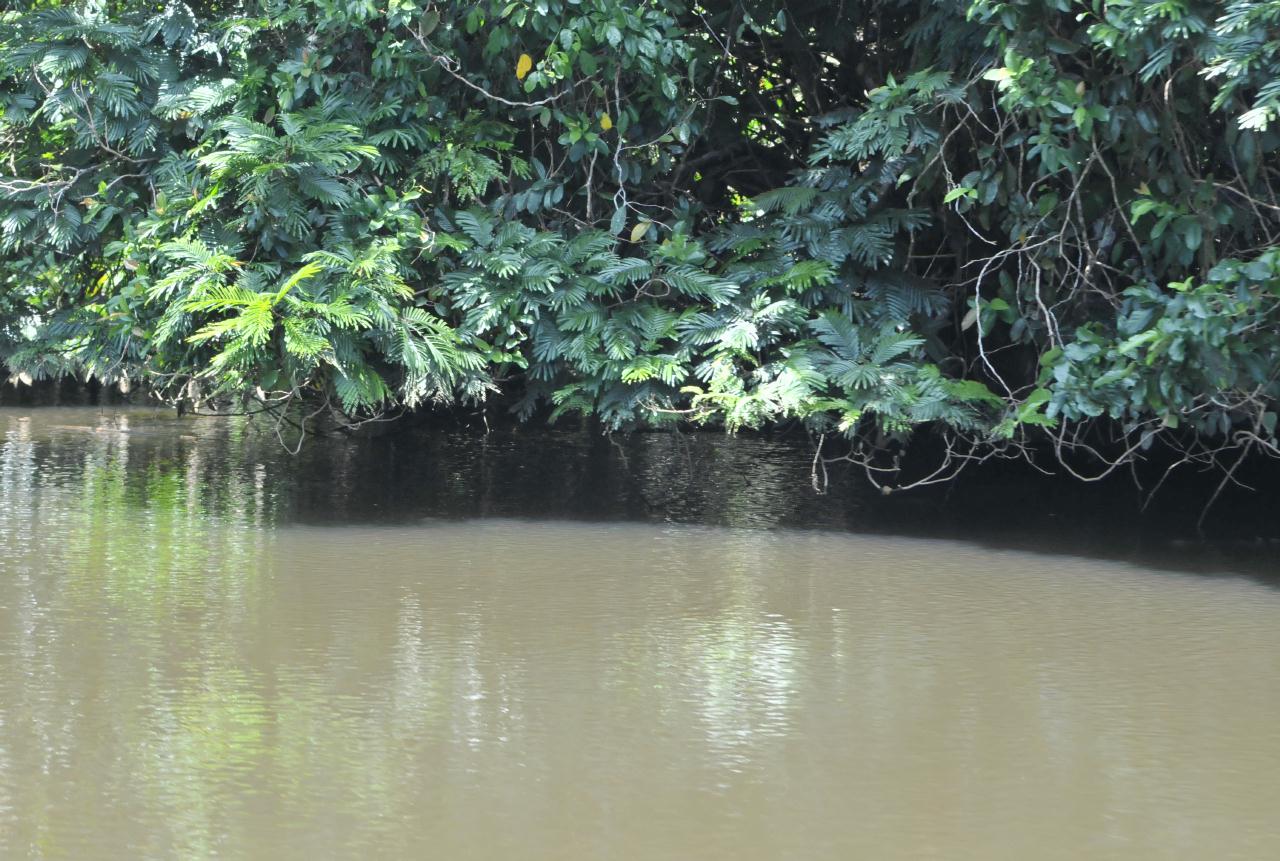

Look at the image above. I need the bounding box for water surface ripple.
[1,409,1278,860]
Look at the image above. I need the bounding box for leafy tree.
[3,0,1279,497]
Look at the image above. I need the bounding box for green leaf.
[273,262,324,303]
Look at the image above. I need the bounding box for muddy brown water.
[1,408,1278,859]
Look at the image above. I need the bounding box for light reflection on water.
[1,408,1279,859]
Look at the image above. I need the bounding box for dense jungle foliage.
[3,0,1280,488]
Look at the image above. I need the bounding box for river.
[1,408,1278,859]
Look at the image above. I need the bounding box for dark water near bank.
[1,408,1279,859]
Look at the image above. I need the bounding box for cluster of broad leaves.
[2,1,1280,472]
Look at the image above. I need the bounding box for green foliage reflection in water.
[0,416,275,856]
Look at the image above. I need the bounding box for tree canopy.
[3,0,1280,487]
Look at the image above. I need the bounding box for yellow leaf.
[629,221,650,243]
[1137,181,1150,196]
[600,112,613,131]
[516,53,533,81]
